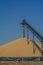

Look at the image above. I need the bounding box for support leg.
[22,25,25,38]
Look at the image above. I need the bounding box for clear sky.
[0,0,43,45]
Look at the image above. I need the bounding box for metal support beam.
[27,26,29,39]
[33,32,35,54]
[22,25,25,38]
[27,26,29,44]
[41,41,43,56]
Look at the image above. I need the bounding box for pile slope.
[0,38,41,57]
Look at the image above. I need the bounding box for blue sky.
[0,0,43,45]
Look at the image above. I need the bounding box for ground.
[0,61,43,65]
